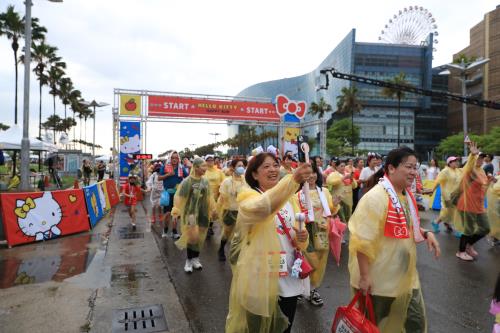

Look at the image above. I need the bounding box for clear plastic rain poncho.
[226,175,308,333]
[205,164,226,201]
[172,160,215,252]
[217,175,248,240]
[434,166,462,228]
[487,175,500,239]
[326,170,357,222]
[454,154,490,235]
[348,184,427,333]
[292,187,339,288]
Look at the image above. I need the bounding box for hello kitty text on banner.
[148,95,280,122]
[0,189,90,247]
[119,121,141,184]
[84,184,105,227]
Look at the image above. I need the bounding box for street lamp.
[20,0,63,190]
[83,99,109,165]
[209,132,221,144]
[442,57,489,157]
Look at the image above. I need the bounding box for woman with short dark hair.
[348,146,440,332]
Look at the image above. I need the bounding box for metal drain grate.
[118,232,144,239]
[112,304,168,333]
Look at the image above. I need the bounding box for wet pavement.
[0,200,189,333]
[153,209,500,333]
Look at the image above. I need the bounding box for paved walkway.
[0,199,190,333]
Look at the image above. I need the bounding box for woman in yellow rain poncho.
[293,161,339,307]
[348,146,440,333]
[172,157,216,273]
[326,158,357,224]
[226,153,312,333]
[487,172,500,246]
[217,158,248,262]
[204,154,226,236]
[455,143,494,261]
[430,156,462,234]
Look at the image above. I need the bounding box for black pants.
[279,296,298,333]
[187,248,199,259]
[458,212,490,252]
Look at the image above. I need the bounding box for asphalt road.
[153,210,500,333]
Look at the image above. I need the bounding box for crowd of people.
[118,143,499,333]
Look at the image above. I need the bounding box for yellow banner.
[120,94,141,116]
[284,127,300,142]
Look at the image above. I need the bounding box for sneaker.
[161,230,168,238]
[184,259,193,273]
[172,230,180,240]
[465,244,479,257]
[456,251,474,261]
[487,237,500,247]
[431,221,440,233]
[191,257,203,270]
[309,289,324,306]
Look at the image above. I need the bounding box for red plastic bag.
[332,291,379,333]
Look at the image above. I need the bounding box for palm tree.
[309,97,333,157]
[309,97,333,119]
[47,63,66,143]
[70,97,85,149]
[382,73,412,147]
[0,5,46,124]
[336,86,362,154]
[30,41,60,139]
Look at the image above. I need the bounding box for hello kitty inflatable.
[15,192,62,241]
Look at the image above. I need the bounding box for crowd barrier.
[0,179,120,247]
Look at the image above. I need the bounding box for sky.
[0,0,498,157]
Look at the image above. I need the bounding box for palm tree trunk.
[73,110,76,149]
[38,82,43,172]
[397,94,401,147]
[53,94,56,144]
[351,110,354,155]
[39,82,42,139]
[14,49,18,125]
[79,118,82,151]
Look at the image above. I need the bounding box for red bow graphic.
[276,94,307,119]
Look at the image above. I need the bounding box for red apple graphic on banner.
[125,98,137,111]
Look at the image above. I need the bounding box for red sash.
[384,190,418,239]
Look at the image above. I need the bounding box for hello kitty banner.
[119,121,141,185]
[0,189,90,247]
[84,184,105,227]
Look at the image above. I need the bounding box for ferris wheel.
[378,6,438,52]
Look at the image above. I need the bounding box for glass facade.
[234,29,435,156]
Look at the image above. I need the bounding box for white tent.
[0,125,57,152]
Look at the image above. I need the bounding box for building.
[234,28,434,156]
[448,5,500,135]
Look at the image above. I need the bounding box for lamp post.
[442,58,489,157]
[83,100,109,165]
[209,132,220,144]
[20,0,62,190]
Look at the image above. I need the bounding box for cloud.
[1,0,498,156]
